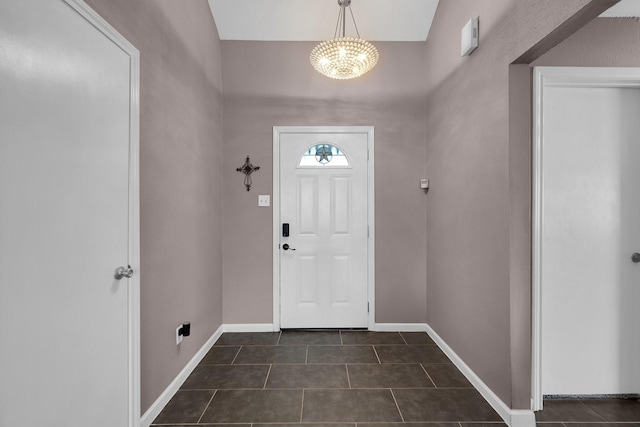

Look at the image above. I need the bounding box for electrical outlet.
[258,195,270,207]
[176,325,183,345]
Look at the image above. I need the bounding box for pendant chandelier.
[310,0,378,80]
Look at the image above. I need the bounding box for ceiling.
[208,0,640,42]
[600,0,640,17]
[207,0,439,41]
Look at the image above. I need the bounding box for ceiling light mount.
[310,0,378,80]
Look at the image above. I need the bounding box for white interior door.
[536,68,640,396]
[278,130,370,328]
[0,1,139,426]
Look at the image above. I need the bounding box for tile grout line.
[340,330,344,345]
[263,364,273,389]
[300,389,305,423]
[196,389,217,424]
[419,362,438,388]
[345,363,352,389]
[305,345,309,364]
[230,346,242,365]
[277,330,282,345]
[372,345,382,364]
[389,388,406,422]
[399,332,409,345]
[576,399,609,423]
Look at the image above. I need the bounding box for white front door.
[276,128,372,328]
[0,1,139,426]
[534,67,640,397]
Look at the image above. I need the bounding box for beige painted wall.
[423,0,614,409]
[533,17,640,67]
[221,41,428,325]
[77,0,639,415]
[84,0,224,412]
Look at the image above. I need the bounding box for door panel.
[299,254,320,305]
[298,176,319,235]
[0,1,137,425]
[331,255,351,304]
[540,81,640,394]
[280,132,369,328]
[331,177,352,235]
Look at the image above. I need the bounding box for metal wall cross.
[236,155,260,191]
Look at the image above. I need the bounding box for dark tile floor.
[536,398,640,425]
[151,331,640,426]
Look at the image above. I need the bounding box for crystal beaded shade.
[310,37,378,80]
[310,0,378,80]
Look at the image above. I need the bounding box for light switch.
[258,195,270,207]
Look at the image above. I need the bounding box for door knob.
[282,244,296,251]
[632,253,640,263]
[114,265,134,280]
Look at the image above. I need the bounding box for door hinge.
[367,225,370,238]
[367,302,370,313]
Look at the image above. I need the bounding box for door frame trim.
[272,126,375,331]
[65,1,141,424]
[532,66,640,411]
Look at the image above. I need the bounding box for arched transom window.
[298,143,350,168]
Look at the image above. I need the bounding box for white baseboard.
[224,323,428,333]
[223,323,275,332]
[510,409,537,427]
[373,323,428,332]
[139,325,224,427]
[425,324,535,427]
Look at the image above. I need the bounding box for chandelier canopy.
[310,0,378,80]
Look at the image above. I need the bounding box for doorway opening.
[532,66,640,410]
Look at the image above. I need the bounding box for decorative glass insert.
[298,144,350,168]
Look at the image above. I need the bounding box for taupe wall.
[221,41,428,324]
[423,0,613,408]
[78,0,640,415]
[85,0,224,412]
[533,17,640,67]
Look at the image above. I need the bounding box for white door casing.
[532,67,640,409]
[0,1,140,425]
[273,127,375,330]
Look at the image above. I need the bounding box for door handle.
[282,244,296,251]
[632,253,640,263]
[114,265,134,280]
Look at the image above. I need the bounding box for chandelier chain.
[332,3,361,39]
[348,6,361,39]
